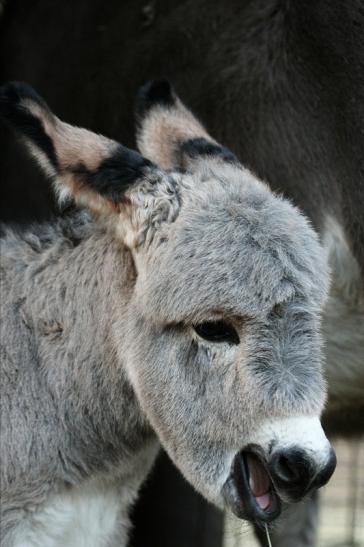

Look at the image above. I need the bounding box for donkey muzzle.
[269,445,336,502]
[222,416,336,524]
[223,444,336,524]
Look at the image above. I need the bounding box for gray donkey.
[0,80,336,547]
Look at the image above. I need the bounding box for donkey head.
[0,80,336,524]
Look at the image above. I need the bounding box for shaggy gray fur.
[0,83,331,545]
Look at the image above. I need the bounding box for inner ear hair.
[135,79,213,169]
[135,79,239,171]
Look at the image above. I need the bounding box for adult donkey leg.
[254,493,319,547]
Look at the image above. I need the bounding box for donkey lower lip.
[223,450,281,524]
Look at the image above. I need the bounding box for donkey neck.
[18,212,154,467]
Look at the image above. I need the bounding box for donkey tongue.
[246,453,271,497]
[255,492,272,510]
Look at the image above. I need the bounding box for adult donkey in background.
[0,80,337,546]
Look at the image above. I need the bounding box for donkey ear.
[135,79,238,171]
[0,82,157,216]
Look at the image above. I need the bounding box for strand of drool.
[265,523,273,547]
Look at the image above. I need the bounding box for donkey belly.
[11,477,133,547]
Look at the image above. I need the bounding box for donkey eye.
[193,321,240,345]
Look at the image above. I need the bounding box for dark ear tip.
[0,81,41,105]
[0,82,50,127]
[135,78,176,119]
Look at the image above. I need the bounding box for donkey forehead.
[136,171,329,322]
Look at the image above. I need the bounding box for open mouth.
[223,449,281,524]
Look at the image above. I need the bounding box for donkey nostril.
[269,446,336,502]
[274,454,301,482]
[270,449,310,487]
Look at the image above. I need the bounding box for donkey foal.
[0,80,336,546]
